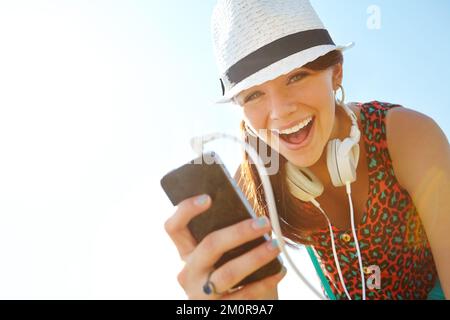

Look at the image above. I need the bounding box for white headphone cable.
[191,132,326,300]
[191,133,367,300]
[310,199,353,300]
[346,182,366,300]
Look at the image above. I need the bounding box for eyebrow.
[239,87,262,100]
[287,67,313,75]
[239,68,314,102]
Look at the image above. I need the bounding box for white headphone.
[244,85,361,201]
[286,96,361,202]
[244,85,366,300]
[196,86,367,299]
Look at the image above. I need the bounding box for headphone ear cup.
[338,138,358,184]
[285,162,324,202]
[326,139,342,186]
[327,138,360,187]
[348,139,360,180]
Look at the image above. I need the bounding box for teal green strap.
[427,278,446,300]
[307,247,446,300]
[306,246,337,300]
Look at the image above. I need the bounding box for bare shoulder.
[386,106,450,296]
[385,106,447,156]
[385,106,449,192]
[386,106,435,143]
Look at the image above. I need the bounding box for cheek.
[243,108,266,130]
[319,108,334,139]
[242,109,276,149]
[316,95,335,132]
[310,80,335,133]
[306,70,334,98]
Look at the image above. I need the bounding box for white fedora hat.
[211,0,354,104]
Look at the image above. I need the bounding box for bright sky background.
[0,0,448,299]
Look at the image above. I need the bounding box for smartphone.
[160,151,283,289]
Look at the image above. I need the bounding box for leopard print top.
[306,101,439,299]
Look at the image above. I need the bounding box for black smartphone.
[160,151,283,289]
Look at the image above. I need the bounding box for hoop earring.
[334,84,345,106]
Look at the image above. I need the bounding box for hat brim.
[215,42,355,104]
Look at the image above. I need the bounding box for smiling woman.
[235,49,346,239]
[235,50,344,163]
[164,0,450,300]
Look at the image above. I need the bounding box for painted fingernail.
[194,194,209,206]
[267,239,279,251]
[252,216,268,229]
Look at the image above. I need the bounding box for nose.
[268,89,298,121]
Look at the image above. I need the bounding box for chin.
[285,155,317,168]
[282,146,323,168]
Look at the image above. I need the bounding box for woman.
[164,0,449,299]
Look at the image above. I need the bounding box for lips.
[282,117,313,143]
[270,115,314,133]
[275,116,316,150]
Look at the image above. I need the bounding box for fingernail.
[252,216,268,229]
[267,239,279,251]
[194,194,209,206]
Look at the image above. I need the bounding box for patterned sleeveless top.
[306,101,441,300]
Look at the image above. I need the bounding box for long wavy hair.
[235,50,344,246]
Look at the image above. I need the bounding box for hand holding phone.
[161,151,285,299]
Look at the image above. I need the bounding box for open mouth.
[276,116,315,146]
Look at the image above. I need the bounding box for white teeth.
[272,116,313,135]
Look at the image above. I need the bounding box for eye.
[244,91,263,103]
[287,72,309,84]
